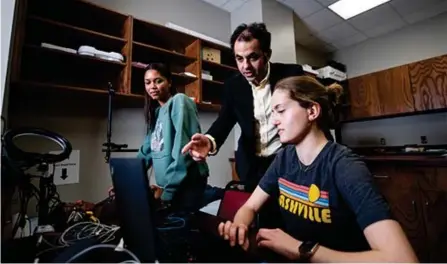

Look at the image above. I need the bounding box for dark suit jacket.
[206,62,305,182]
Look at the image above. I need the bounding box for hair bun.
[326,83,343,104]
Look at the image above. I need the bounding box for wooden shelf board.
[172,73,198,81]
[201,39,232,52]
[132,65,197,80]
[203,79,224,85]
[202,59,237,71]
[29,16,126,43]
[25,44,126,66]
[13,81,137,97]
[133,18,197,48]
[133,41,196,62]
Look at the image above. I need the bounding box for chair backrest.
[217,181,251,221]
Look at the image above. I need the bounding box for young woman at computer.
[137,63,209,214]
[217,76,418,262]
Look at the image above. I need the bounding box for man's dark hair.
[230,22,271,54]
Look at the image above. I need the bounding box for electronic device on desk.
[109,157,195,263]
[1,127,71,237]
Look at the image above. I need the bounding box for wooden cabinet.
[369,165,447,262]
[409,55,447,111]
[346,54,447,120]
[9,0,237,115]
[376,65,415,115]
[347,73,381,119]
[347,65,414,119]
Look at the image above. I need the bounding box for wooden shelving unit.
[9,0,238,115]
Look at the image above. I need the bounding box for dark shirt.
[259,142,391,252]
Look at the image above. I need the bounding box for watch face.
[300,241,318,253]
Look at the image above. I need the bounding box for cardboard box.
[202,47,221,64]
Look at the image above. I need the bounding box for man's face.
[234,39,268,85]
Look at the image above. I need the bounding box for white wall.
[335,13,447,147]
[230,0,263,32]
[335,13,447,78]
[261,0,296,64]
[1,0,16,117]
[88,0,231,43]
[295,42,328,67]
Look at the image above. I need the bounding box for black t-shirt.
[259,142,391,252]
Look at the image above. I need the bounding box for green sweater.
[137,93,209,201]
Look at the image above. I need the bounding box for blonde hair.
[275,75,343,134]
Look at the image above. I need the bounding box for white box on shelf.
[316,66,347,81]
[202,73,213,81]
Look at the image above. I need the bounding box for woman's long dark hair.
[143,63,176,130]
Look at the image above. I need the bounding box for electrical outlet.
[380,138,386,145]
[420,136,428,144]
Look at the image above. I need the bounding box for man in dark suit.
[182,22,304,192]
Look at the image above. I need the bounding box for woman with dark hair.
[137,63,209,214]
[217,76,417,262]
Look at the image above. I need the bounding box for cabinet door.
[418,167,447,262]
[371,166,429,262]
[376,65,415,115]
[409,55,447,111]
[347,74,381,119]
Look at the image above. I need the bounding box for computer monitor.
[109,157,158,263]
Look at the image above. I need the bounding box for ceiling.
[201,0,447,52]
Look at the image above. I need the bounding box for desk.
[192,211,288,263]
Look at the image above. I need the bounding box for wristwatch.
[299,241,320,261]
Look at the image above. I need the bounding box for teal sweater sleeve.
[161,95,199,201]
[137,134,152,168]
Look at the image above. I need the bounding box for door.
[418,167,447,262]
[347,74,381,119]
[371,165,429,261]
[375,65,415,115]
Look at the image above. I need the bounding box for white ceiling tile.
[331,32,368,49]
[400,0,447,24]
[303,8,344,32]
[281,0,324,18]
[390,0,444,17]
[222,0,247,12]
[202,0,230,6]
[348,3,403,31]
[315,0,339,7]
[298,34,325,46]
[318,22,359,42]
[363,17,406,38]
[296,36,329,52]
[324,43,337,52]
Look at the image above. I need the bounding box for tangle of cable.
[65,243,140,263]
[35,221,121,259]
[156,215,186,231]
[59,221,120,246]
